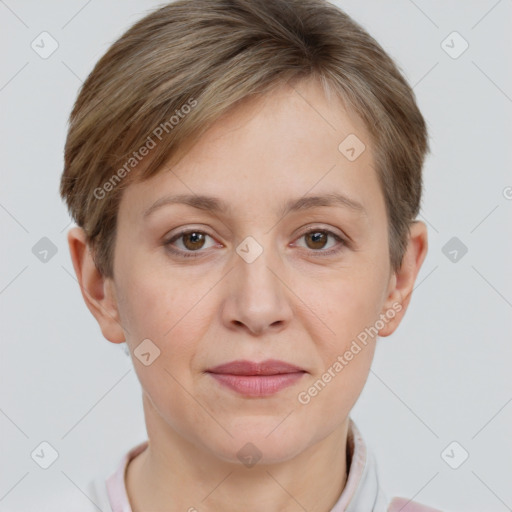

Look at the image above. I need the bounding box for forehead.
[194,77,371,158]
[118,77,380,222]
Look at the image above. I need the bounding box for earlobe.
[378,221,428,337]
[67,226,126,344]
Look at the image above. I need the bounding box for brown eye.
[165,230,217,258]
[304,231,329,250]
[182,232,206,251]
[295,228,346,256]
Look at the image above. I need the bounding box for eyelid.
[164,224,349,258]
[294,224,346,241]
[165,228,220,252]
[291,226,348,254]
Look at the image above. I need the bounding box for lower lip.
[208,372,305,397]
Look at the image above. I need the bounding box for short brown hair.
[60,0,429,278]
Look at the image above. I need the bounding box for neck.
[125,394,350,512]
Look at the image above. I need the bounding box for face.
[109,77,399,464]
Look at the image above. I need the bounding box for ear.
[67,226,126,344]
[378,220,428,337]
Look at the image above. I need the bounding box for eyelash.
[164,227,347,259]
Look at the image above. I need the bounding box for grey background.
[1,1,511,510]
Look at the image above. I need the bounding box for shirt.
[45,418,440,511]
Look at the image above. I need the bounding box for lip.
[206,359,306,397]
[207,359,305,375]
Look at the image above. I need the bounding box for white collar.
[104,417,388,512]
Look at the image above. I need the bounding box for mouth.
[205,359,307,397]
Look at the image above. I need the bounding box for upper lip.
[206,359,306,376]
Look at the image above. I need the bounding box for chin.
[204,418,313,466]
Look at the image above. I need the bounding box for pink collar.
[104,419,434,512]
[105,439,148,512]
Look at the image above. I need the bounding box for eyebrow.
[142,192,366,220]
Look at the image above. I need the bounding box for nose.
[220,239,293,336]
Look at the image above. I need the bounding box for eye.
[164,229,218,258]
[294,228,346,256]
[164,226,347,259]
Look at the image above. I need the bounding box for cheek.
[303,267,387,349]
[118,267,205,336]
[116,272,216,386]
[304,347,374,429]
[117,273,210,421]
[294,278,379,425]
[306,262,387,413]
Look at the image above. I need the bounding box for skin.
[68,76,428,512]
